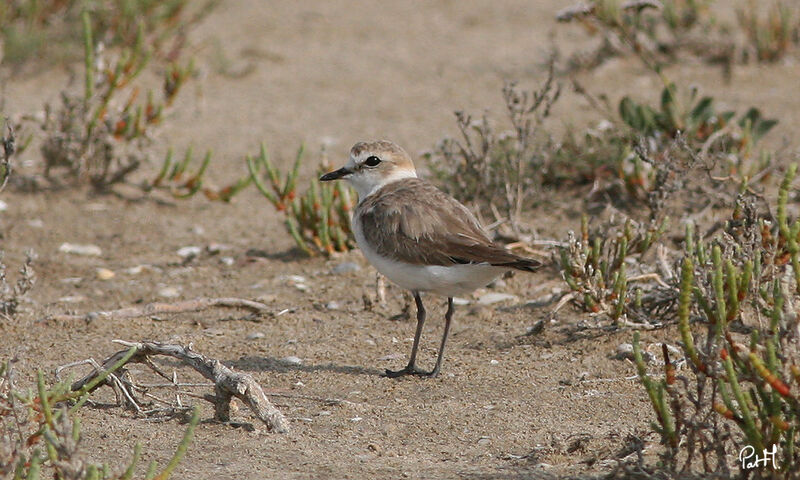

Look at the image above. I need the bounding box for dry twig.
[47,296,271,322]
[69,340,289,433]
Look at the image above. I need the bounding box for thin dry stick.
[47,297,271,322]
[70,340,289,433]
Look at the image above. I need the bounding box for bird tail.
[494,256,543,272]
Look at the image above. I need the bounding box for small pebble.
[281,356,302,366]
[59,243,102,256]
[95,268,115,280]
[220,256,235,266]
[176,246,202,259]
[247,332,265,340]
[206,243,230,254]
[0,200,7,212]
[477,292,518,305]
[452,297,470,306]
[282,275,307,283]
[489,359,500,365]
[350,416,363,422]
[158,286,180,298]
[477,436,491,446]
[616,342,655,363]
[126,265,145,275]
[325,301,341,310]
[332,262,360,274]
[281,275,309,291]
[318,411,331,416]
[616,343,634,359]
[59,295,86,303]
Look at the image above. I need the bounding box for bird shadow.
[228,355,384,377]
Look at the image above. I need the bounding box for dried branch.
[70,340,289,433]
[47,297,272,322]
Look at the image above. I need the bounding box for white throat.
[349,168,417,201]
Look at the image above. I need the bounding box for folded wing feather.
[357,179,541,271]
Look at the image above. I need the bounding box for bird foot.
[384,365,439,378]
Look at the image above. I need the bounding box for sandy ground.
[2,1,800,478]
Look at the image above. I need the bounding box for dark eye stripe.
[364,155,381,167]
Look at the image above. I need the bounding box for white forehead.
[347,149,384,168]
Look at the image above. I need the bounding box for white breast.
[352,213,506,297]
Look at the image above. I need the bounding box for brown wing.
[357,179,541,271]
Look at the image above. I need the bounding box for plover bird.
[320,140,541,378]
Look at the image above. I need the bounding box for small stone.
[332,262,360,274]
[158,286,180,298]
[126,265,144,275]
[281,356,302,366]
[192,226,205,235]
[59,243,102,256]
[525,320,545,336]
[59,295,86,303]
[616,343,634,360]
[325,301,341,310]
[95,268,115,280]
[452,297,471,306]
[247,332,265,340]
[281,275,309,291]
[220,256,235,266]
[477,436,491,445]
[206,243,229,254]
[489,359,500,365]
[477,292,518,305]
[350,416,363,422]
[0,200,7,212]
[176,246,202,259]
[616,342,654,363]
[488,278,507,288]
[256,294,277,303]
[204,329,225,336]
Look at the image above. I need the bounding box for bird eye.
[364,155,381,167]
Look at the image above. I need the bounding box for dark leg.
[385,292,430,378]
[429,297,455,378]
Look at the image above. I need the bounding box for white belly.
[353,219,506,297]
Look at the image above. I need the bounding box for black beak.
[319,167,350,181]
